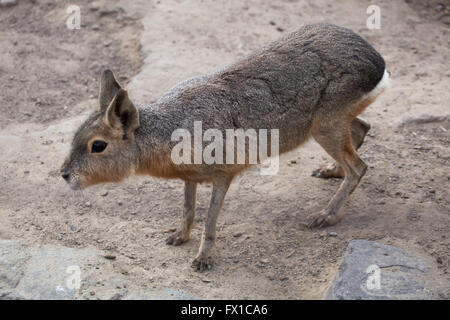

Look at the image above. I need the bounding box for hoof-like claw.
[311,168,324,178]
[312,164,344,179]
[307,211,337,229]
[191,256,214,271]
[166,230,189,246]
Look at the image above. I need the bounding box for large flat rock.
[325,240,434,300]
[0,239,197,300]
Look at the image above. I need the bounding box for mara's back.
[217,23,385,119]
[150,23,386,152]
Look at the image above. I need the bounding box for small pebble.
[42,140,53,145]
[329,232,338,237]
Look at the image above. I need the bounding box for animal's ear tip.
[101,69,116,80]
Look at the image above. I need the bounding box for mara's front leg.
[192,176,232,271]
[166,181,197,245]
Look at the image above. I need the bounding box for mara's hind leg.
[312,117,370,179]
[308,119,367,228]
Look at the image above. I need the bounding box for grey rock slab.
[0,240,123,299]
[0,239,199,300]
[0,240,30,298]
[124,288,198,300]
[325,240,434,300]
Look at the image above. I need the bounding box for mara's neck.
[133,104,181,179]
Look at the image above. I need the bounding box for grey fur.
[62,23,387,270]
[136,23,385,160]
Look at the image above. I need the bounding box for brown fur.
[61,24,388,270]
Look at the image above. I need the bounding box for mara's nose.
[61,172,70,181]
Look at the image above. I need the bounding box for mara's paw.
[307,210,340,229]
[191,255,214,271]
[312,163,344,179]
[166,230,189,246]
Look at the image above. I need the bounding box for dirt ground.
[0,0,449,299]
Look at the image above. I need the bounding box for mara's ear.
[103,89,140,134]
[99,69,121,112]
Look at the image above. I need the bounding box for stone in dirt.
[325,240,435,300]
[0,239,198,300]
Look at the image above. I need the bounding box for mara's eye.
[91,140,108,153]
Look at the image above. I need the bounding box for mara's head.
[60,70,140,190]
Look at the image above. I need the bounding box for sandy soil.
[0,0,449,299]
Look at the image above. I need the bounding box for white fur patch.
[364,69,391,100]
